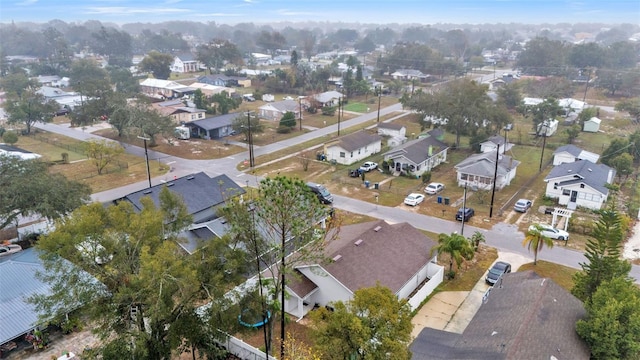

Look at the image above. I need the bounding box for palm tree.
[522,225,555,265]
[430,232,475,278]
[470,231,485,252]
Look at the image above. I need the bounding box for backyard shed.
[583,117,601,133]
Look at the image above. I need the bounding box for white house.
[583,117,601,133]
[308,90,344,107]
[455,151,520,190]
[283,220,444,319]
[258,100,300,121]
[544,160,615,210]
[383,135,448,176]
[170,53,200,73]
[323,131,382,166]
[553,145,600,166]
[480,135,512,154]
[377,122,407,147]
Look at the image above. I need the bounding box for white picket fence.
[219,334,277,360]
[407,265,444,311]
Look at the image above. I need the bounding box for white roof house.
[553,145,600,166]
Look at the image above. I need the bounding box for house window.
[350,152,353,158]
[339,152,345,158]
[358,149,361,155]
[461,173,468,180]
[580,184,585,188]
[562,189,571,196]
[554,182,558,190]
[191,114,196,120]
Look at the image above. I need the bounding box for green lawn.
[518,260,578,292]
[343,102,369,113]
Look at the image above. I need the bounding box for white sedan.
[424,182,445,195]
[528,224,569,241]
[404,193,425,206]
[359,161,378,172]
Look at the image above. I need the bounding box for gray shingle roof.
[455,151,520,177]
[410,271,590,359]
[554,144,583,157]
[118,172,244,216]
[331,130,382,152]
[321,220,437,293]
[545,160,614,195]
[377,122,404,130]
[188,113,239,131]
[383,136,448,165]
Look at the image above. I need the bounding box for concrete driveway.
[411,251,532,338]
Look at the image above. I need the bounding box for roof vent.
[541,279,546,286]
[332,255,342,262]
[354,239,364,246]
[588,168,592,172]
[186,175,195,180]
[567,170,572,173]
[373,226,382,232]
[143,190,152,194]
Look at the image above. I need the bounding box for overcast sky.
[0,0,638,25]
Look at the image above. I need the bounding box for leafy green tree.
[576,277,640,360]
[256,30,286,55]
[290,50,299,67]
[601,138,629,166]
[90,26,133,67]
[279,111,297,129]
[83,140,125,175]
[568,43,605,69]
[107,66,140,95]
[310,284,413,360]
[517,97,563,135]
[196,39,243,74]
[577,106,598,125]
[219,176,338,359]
[211,92,240,114]
[495,82,522,110]
[32,192,247,359]
[522,225,554,265]
[4,89,57,134]
[0,154,90,230]
[565,125,581,145]
[572,209,632,302]
[615,98,640,124]
[108,106,132,138]
[515,37,570,76]
[430,232,475,277]
[609,153,633,181]
[627,129,640,163]
[131,103,175,147]
[0,71,36,98]
[2,131,18,146]
[232,113,264,137]
[139,51,174,80]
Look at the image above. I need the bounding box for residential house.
[390,69,430,82]
[197,74,251,88]
[410,271,590,360]
[308,90,344,108]
[35,86,84,109]
[377,122,407,147]
[186,113,238,139]
[116,172,244,227]
[258,100,300,121]
[583,117,601,133]
[553,144,600,165]
[152,99,206,123]
[544,160,614,210]
[0,248,102,351]
[324,130,382,166]
[455,151,520,190]
[34,75,61,86]
[383,134,448,176]
[139,78,195,100]
[283,220,443,320]
[188,82,236,97]
[479,135,512,154]
[170,53,200,73]
[0,144,41,160]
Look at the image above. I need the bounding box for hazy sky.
[0,0,638,25]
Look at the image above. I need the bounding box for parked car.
[359,161,378,172]
[485,261,511,285]
[55,108,70,116]
[528,224,569,241]
[455,207,475,222]
[0,244,23,257]
[424,182,445,195]
[404,193,425,206]
[307,182,333,204]
[514,199,532,213]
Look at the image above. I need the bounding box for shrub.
[321,106,336,116]
[276,126,291,134]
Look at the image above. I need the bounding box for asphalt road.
[35,102,640,284]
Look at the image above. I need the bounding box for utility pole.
[582,69,591,103]
[461,182,467,236]
[539,121,547,172]
[298,96,303,131]
[246,112,254,168]
[337,97,341,136]
[137,135,152,188]
[489,144,500,218]
[376,86,381,123]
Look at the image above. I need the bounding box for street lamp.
[137,135,152,188]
